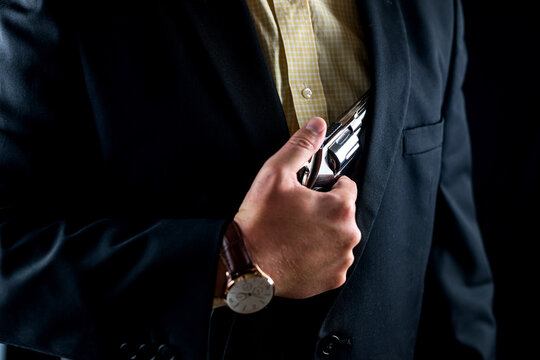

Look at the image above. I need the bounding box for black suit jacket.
[0,0,496,359]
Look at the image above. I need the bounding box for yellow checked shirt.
[246,0,371,134]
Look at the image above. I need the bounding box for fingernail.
[305,117,326,135]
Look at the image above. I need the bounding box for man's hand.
[234,117,361,299]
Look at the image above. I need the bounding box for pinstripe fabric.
[246,0,370,134]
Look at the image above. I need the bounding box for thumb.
[270,117,327,173]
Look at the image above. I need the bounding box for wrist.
[214,220,274,314]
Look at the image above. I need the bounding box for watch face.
[226,273,274,314]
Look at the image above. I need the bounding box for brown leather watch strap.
[220,221,255,277]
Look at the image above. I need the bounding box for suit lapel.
[182,0,411,250]
[181,0,290,163]
[351,0,411,259]
[317,0,412,337]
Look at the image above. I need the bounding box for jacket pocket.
[402,118,444,156]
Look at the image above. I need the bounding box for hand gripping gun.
[297,89,371,191]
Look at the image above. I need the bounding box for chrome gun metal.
[297,89,371,190]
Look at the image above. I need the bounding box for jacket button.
[157,344,176,360]
[318,334,352,358]
[137,343,155,359]
[119,342,137,359]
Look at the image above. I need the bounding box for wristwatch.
[218,221,274,314]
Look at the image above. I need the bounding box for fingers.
[329,176,362,247]
[331,175,358,200]
[268,117,327,173]
[236,139,362,299]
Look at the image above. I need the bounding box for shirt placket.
[274,0,328,128]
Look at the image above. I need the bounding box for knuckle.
[261,157,281,174]
[325,195,357,221]
[345,253,355,268]
[340,201,357,219]
[331,273,347,289]
[350,228,361,247]
[337,225,361,250]
[288,135,317,153]
[344,224,361,244]
[354,227,362,245]
[337,176,358,192]
[338,175,355,186]
[258,166,288,188]
[321,191,339,205]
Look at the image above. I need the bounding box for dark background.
[3,1,539,359]
[462,0,539,358]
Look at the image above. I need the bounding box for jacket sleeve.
[0,2,225,359]
[415,1,497,359]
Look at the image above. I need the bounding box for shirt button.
[301,87,313,99]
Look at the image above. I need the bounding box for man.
[0,0,496,359]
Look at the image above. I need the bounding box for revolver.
[297,89,371,191]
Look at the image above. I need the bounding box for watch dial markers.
[226,275,274,314]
